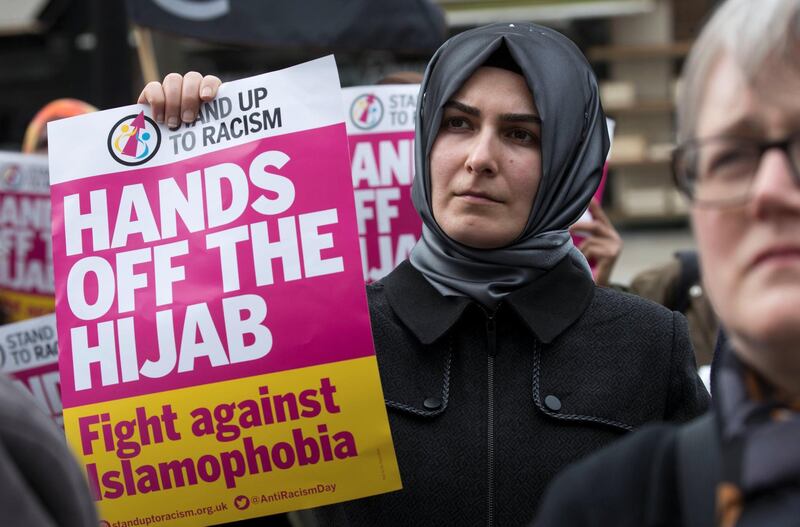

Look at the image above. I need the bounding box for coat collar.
[382,258,595,345]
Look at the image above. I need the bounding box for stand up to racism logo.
[107,111,161,166]
[1,164,21,189]
[349,93,384,130]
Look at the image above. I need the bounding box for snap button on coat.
[423,397,442,410]
[544,395,562,412]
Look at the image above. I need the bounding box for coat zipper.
[485,312,497,527]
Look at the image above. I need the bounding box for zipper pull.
[486,316,497,357]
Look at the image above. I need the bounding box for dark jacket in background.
[534,349,800,527]
[532,421,690,527]
[0,373,98,526]
[534,341,800,527]
[626,256,718,367]
[313,258,710,526]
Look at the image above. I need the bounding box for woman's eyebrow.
[699,116,764,140]
[443,100,480,116]
[499,113,542,125]
[443,100,541,125]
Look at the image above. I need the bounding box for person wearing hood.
[0,373,98,526]
[140,23,709,526]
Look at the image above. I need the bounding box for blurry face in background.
[692,52,800,391]
[429,66,542,249]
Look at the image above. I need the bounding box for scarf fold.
[408,22,609,308]
[715,347,800,526]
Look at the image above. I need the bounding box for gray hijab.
[409,22,609,307]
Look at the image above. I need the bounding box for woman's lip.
[455,192,502,203]
[751,247,800,269]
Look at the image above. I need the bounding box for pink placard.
[0,313,62,426]
[0,153,56,320]
[571,118,616,262]
[343,85,421,282]
[47,57,402,524]
[351,130,420,281]
[51,124,374,408]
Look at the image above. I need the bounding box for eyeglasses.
[672,131,800,207]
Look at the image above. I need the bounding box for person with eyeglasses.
[533,0,800,525]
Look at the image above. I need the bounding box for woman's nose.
[465,128,499,176]
[749,148,800,219]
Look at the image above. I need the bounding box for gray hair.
[677,0,800,142]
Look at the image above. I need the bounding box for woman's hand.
[570,199,623,287]
[137,72,222,129]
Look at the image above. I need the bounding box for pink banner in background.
[344,85,422,282]
[350,130,420,281]
[0,153,56,321]
[0,313,62,426]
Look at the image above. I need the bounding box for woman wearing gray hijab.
[144,22,708,527]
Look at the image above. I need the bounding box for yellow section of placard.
[64,356,402,526]
[0,288,54,322]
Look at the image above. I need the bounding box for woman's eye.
[705,149,758,181]
[508,129,537,144]
[445,117,470,130]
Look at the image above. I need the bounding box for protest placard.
[48,56,401,526]
[343,85,421,282]
[570,118,616,255]
[0,152,55,321]
[0,313,61,426]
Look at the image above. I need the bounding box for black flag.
[125,0,446,53]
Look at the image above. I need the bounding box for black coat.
[532,420,705,527]
[312,258,710,526]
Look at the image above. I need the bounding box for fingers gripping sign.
[138,73,222,129]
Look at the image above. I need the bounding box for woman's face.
[693,53,800,391]
[429,66,542,249]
